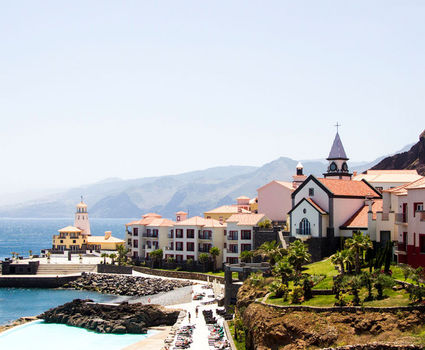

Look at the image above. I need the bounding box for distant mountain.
[372,131,425,176]
[0,144,409,218]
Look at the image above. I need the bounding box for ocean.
[0,217,134,260]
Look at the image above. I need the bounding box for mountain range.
[0,143,415,219]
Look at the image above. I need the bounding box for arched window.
[299,218,311,235]
[342,162,348,172]
[329,162,337,172]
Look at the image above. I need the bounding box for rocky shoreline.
[39,299,181,334]
[63,272,193,296]
[0,316,38,333]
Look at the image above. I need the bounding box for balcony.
[395,213,408,224]
[227,248,238,254]
[198,246,211,253]
[397,242,407,252]
[142,233,158,238]
[227,236,238,241]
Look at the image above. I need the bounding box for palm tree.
[101,253,109,264]
[273,258,294,286]
[116,245,129,265]
[331,249,351,275]
[209,247,220,272]
[288,240,311,273]
[345,231,372,274]
[150,249,163,268]
[109,253,117,265]
[254,240,285,265]
[198,253,210,272]
[240,250,253,263]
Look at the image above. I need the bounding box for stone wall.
[132,266,225,284]
[1,261,39,275]
[258,298,425,314]
[0,275,79,288]
[97,264,133,274]
[322,344,422,350]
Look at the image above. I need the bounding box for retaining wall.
[96,264,133,274]
[321,344,422,350]
[133,266,225,283]
[258,296,425,313]
[0,275,80,288]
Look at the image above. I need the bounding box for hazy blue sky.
[0,1,424,193]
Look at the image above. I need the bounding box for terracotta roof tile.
[147,218,175,227]
[341,199,383,229]
[318,178,380,198]
[204,205,250,214]
[226,213,266,226]
[174,216,226,228]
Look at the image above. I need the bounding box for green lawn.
[304,258,338,290]
[228,320,246,350]
[267,287,411,307]
[205,271,239,279]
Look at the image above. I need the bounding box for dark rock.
[38,299,180,334]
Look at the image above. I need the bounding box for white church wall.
[294,180,329,212]
[291,200,320,238]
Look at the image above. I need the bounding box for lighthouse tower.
[74,198,91,236]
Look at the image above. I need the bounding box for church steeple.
[74,198,91,236]
[324,127,352,180]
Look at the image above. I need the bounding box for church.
[288,131,382,260]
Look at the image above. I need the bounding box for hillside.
[372,130,425,176]
[0,147,407,219]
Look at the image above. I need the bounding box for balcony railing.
[198,247,210,253]
[198,234,212,240]
[395,213,407,223]
[175,247,183,251]
[227,236,238,241]
[228,248,238,254]
[397,242,407,252]
[296,229,311,235]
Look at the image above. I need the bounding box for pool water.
[0,320,155,350]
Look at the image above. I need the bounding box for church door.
[299,218,311,235]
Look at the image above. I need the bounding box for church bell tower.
[323,125,352,180]
[74,197,91,236]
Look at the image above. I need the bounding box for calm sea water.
[0,320,155,350]
[0,288,119,325]
[0,218,134,260]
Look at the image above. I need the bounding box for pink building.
[394,178,425,267]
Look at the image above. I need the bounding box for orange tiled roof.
[305,198,327,215]
[405,177,425,190]
[204,205,250,214]
[318,178,380,198]
[142,213,162,218]
[147,218,175,227]
[174,216,226,228]
[341,199,383,229]
[175,211,188,215]
[226,213,266,226]
[58,225,82,233]
[258,180,295,191]
[126,216,158,226]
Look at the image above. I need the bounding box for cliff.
[371,131,425,176]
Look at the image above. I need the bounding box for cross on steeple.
[335,122,341,133]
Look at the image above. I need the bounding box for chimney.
[104,231,112,240]
[176,211,188,222]
[292,162,307,188]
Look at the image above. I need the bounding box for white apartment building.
[224,213,268,264]
[163,214,226,268]
[125,213,174,259]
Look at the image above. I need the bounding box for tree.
[273,258,294,286]
[209,247,220,272]
[374,272,394,299]
[360,271,374,301]
[254,240,285,265]
[150,249,163,268]
[198,253,210,272]
[344,275,362,306]
[288,240,311,273]
[116,245,129,265]
[345,231,372,274]
[101,253,109,264]
[258,219,272,229]
[109,253,117,265]
[240,250,253,263]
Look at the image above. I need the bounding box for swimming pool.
[0,320,156,350]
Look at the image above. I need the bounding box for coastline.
[0,317,38,334]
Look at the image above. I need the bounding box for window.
[176,229,183,238]
[228,231,238,240]
[187,242,195,251]
[152,229,159,237]
[329,162,337,172]
[342,162,348,171]
[186,229,195,239]
[414,203,424,217]
[420,235,425,254]
[241,230,251,240]
[176,242,183,251]
[241,244,251,252]
[298,218,311,235]
[228,244,238,253]
[133,239,138,248]
[309,188,314,196]
[73,240,76,244]
[133,228,139,236]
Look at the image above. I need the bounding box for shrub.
[303,276,313,300]
[258,219,272,229]
[167,257,175,264]
[268,281,288,300]
[187,258,194,265]
[290,285,304,304]
[249,272,264,287]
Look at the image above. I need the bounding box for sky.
[0,1,424,194]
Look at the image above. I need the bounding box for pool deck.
[121,326,171,350]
